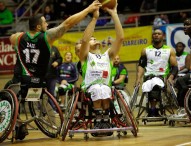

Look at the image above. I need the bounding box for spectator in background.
[52,0,66,19]
[74,41,82,76]
[57,52,79,109]
[112,55,131,108]
[179,12,190,22]
[153,14,169,27]
[43,4,55,28]
[0,0,13,36]
[171,12,190,24]
[45,46,63,100]
[139,0,157,26]
[112,55,128,89]
[153,14,169,33]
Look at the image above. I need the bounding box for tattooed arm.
[46,0,101,44]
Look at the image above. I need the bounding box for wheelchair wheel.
[167,81,178,108]
[28,89,63,138]
[184,89,191,119]
[7,83,20,96]
[61,91,79,141]
[130,85,140,110]
[118,90,131,107]
[0,89,18,143]
[115,90,138,137]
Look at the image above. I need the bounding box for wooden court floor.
[2,122,191,146]
[1,63,191,146]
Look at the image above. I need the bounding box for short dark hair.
[184,18,191,25]
[29,14,43,31]
[176,42,186,48]
[153,28,164,34]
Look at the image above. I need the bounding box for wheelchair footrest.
[167,117,190,122]
[68,127,133,135]
[142,116,167,121]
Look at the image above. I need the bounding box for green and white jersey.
[81,50,112,89]
[145,45,171,77]
[176,51,189,70]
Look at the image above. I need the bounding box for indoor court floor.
[2,122,191,146]
[1,63,191,146]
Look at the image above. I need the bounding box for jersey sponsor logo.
[97,62,108,67]
[159,68,164,72]
[102,70,108,78]
[90,61,96,67]
[89,70,102,77]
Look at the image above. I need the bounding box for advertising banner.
[0,26,153,75]
[166,24,191,53]
[53,26,153,62]
[0,37,16,75]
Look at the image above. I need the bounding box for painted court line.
[176,142,191,146]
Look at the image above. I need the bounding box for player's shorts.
[87,84,111,101]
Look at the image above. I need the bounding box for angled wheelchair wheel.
[0,89,18,143]
[118,90,131,107]
[130,85,140,110]
[184,89,191,120]
[61,91,79,141]
[29,89,63,138]
[167,81,179,108]
[115,90,138,137]
[7,83,20,96]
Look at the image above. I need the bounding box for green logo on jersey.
[90,61,95,67]
[150,60,154,64]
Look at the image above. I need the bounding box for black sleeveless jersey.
[16,32,51,77]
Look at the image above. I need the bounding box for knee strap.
[58,87,66,95]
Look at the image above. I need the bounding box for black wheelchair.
[167,74,191,127]
[0,80,64,143]
[169,78,191,127]
[131,77,178,125]
[60,86,138,141]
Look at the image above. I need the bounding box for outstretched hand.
[87,0,102,13]
[103,0,118,15]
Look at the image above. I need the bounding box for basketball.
[99,0,116,9]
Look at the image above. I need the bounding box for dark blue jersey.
[57,62,78,84]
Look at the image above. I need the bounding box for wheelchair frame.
[55,83,76,110]
[185,88,191,120]
[131,81,177,125]
[60,87,138,141]
[167,81,190,127]
[0,83,64,143]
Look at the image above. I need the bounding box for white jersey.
[176,52,188,70]
[82,50,112,88]
[144,45,171,77]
